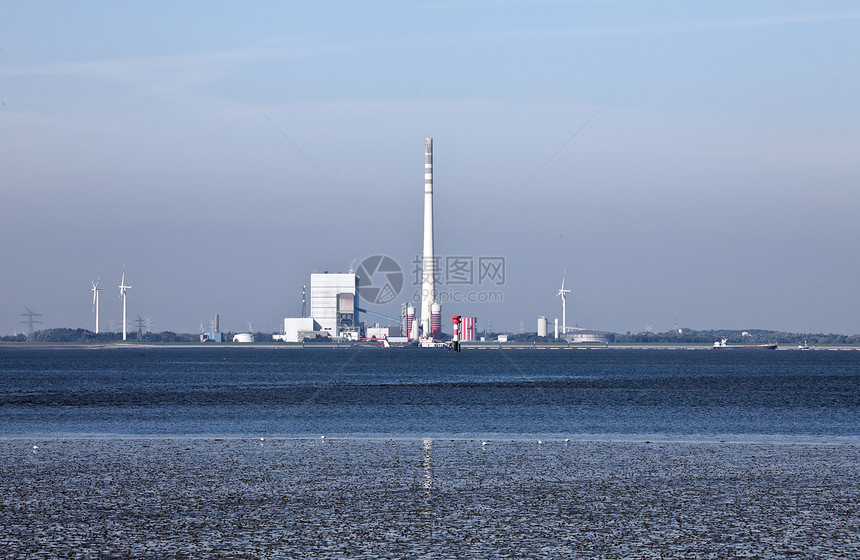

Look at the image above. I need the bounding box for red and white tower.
[420,138,438,339]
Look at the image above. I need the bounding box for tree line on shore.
[3,327,859,345]
[508,329,860,345]
[1,329,257,344]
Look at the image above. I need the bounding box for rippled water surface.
[2,347,859,438]
[3,438,858,559]
[2,347,859,558]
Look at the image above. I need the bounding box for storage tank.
[431,302,441,339]
[407,304,417,340]
[233,333,254,343]
[537,316,548,337]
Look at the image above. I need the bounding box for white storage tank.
[537,316,548,337]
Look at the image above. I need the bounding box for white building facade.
[310,272,359,339]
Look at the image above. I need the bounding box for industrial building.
[561,328,614,344]
[201,314,223,342]
[366,325,399,339]
[460,317,477,341]
[309,272,359,339]
[276,317,315,343]
[275,272,360,342]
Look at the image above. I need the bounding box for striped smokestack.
[421,138,436,338]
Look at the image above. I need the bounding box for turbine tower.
[91,278,103,333]
[420,137,437,338]
[556,274,571,335]
[119,270,132,341]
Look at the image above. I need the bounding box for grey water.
[2,347,858,439]
[3,347,860,558]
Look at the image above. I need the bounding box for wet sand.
[2,438,858,559]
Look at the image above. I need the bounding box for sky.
[1,1,859,336]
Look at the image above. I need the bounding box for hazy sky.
[2,1,859,336]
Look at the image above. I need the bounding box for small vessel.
[712,339,778,350]
[797,341,810,350]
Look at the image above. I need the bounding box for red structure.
[431,303,441,339]
[407,304,416,339]
[460,317,477,341]
[450,315,462,352]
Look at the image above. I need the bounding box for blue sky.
[2,1,859,335]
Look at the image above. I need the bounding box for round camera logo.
[356,255,404,305]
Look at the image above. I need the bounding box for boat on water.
[797,341,810,350]
[713,339,778,350]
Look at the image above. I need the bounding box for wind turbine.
[91,278,103,333]
[556,273,571,335]
[119,270,132,341]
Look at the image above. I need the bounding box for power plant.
[270,138,617,347]
[30,136,619,345]
[275,138,450,346]
[54,138,616,346]
[73,138,610,347]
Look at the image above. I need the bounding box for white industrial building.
[275,272,360,343]
[366,325,399,339]
[273,317,317,343]
[561,328,614,344]
[310,272,359,339]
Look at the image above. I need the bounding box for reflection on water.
[423,437,434,497]
[422,437,434,556]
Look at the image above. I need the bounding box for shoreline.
[2,341,860,350]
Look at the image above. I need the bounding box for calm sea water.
[1,347,858,439]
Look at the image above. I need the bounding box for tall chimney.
[421,138,436,338]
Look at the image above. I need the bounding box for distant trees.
[0,329,200,344]
[1,333,27,343]
[613,329,860,345]
[487,329,860,345]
